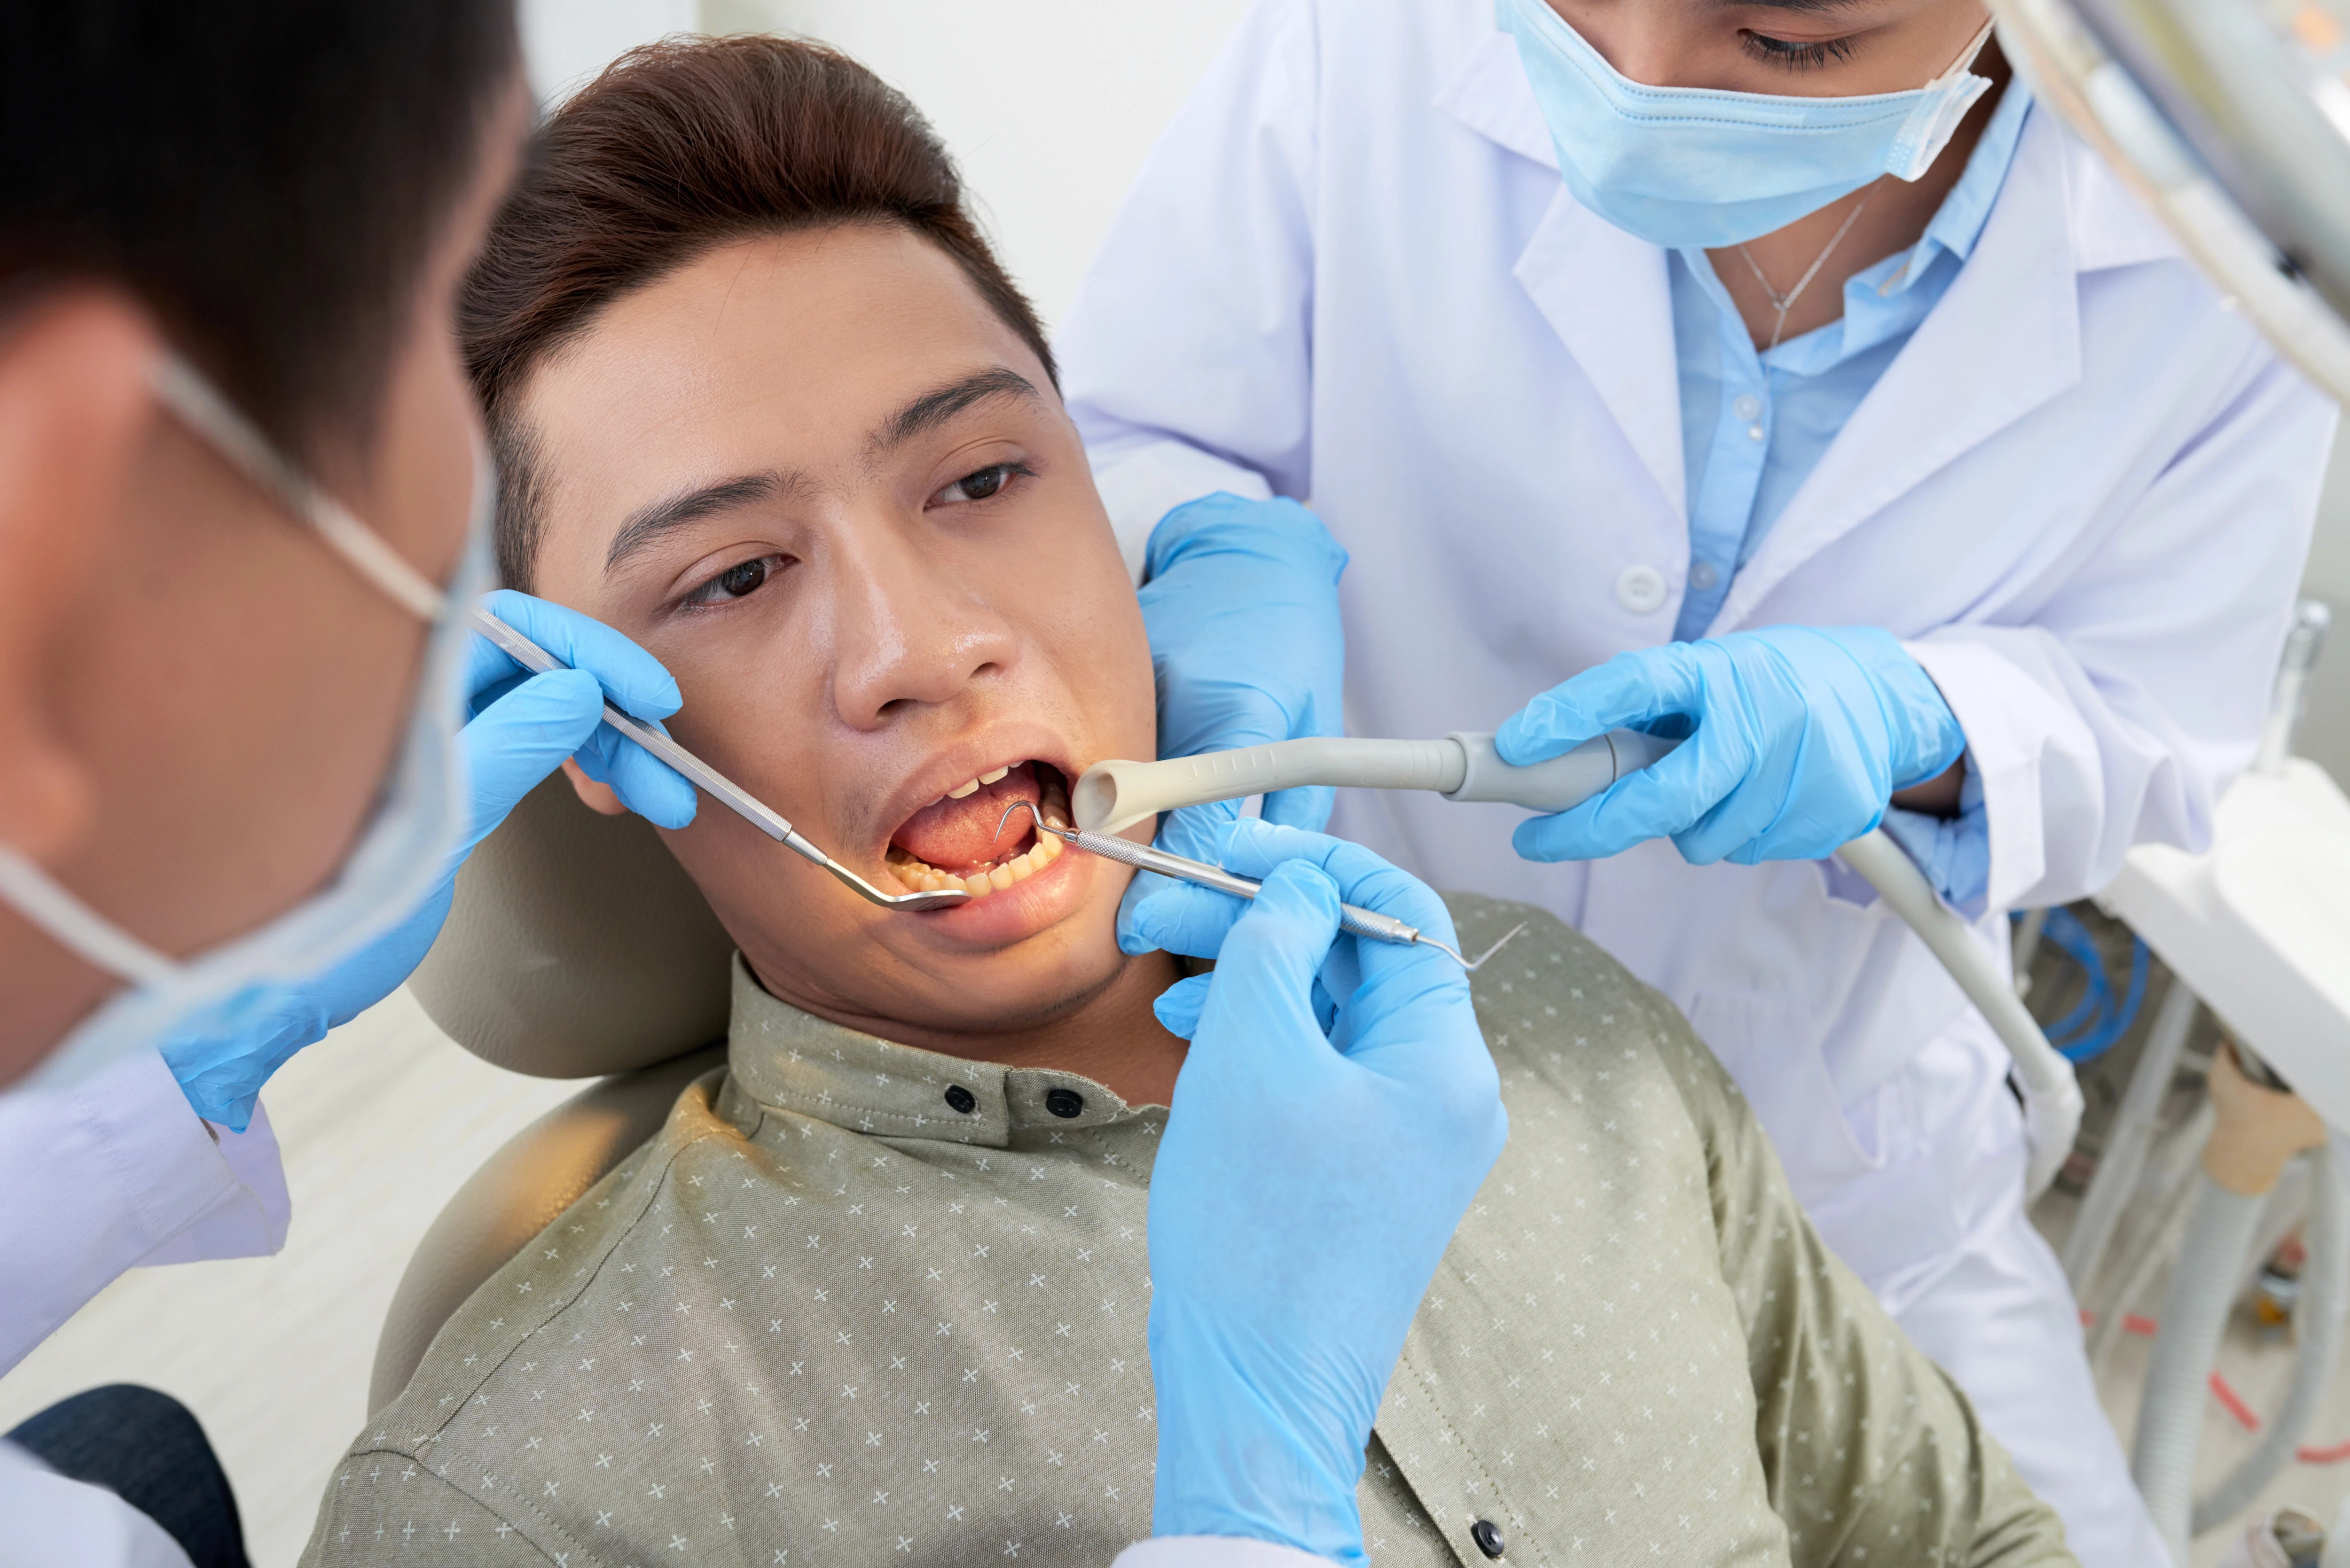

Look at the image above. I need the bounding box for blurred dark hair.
[2,2,521,461]
[461,34,1054,590]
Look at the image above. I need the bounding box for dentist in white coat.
[1056,0,2339,1562]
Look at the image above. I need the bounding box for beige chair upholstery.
[369,776,736,1414]
[407,774,732,1077]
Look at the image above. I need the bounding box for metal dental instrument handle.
[1000,802,1524,971]
[468,608,970,913]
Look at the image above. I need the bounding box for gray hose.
[2064,981,2201,1293]
[2135,1175,2266,1564]
[1070,731,1675,835]
[2192,1136,2350,1534]
[1076,734,2082,1196]
[1837,831,2083,1198]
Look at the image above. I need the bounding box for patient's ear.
[0,289,160,861]
[561,757,630,817]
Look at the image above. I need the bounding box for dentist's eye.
[1742,31,1857,69]
[932,461,1032,507]
[683,553,789,607]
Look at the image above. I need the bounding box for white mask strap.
[0,843,178,986]
[149,353,448,624]
[1929,17,1999,89]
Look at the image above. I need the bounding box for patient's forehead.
[521,223,1049,558]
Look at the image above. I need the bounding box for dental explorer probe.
[469,608,972,913]
[995,801,1525,972]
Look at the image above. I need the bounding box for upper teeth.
[943,765,1014,802]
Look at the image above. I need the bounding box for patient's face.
[518,225,1156,1040]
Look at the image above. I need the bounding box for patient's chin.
[709,830,1136,1044]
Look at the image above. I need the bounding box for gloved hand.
[1118,493,1348,955]
[160,590,697,1128]
[1135,818,1506,1566]
[1499,625,1965,866]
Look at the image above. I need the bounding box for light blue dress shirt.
[1665,84,2033,911]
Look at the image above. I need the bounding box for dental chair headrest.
[408,776,735,1077]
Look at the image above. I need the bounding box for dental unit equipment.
[994,801,1527,972]
[1073,733,2085,1199]
[469,608,972,913]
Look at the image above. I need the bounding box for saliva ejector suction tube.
[1074,732,2084,1200]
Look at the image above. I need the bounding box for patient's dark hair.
[3,0,520,463]
[462,35,1056,591]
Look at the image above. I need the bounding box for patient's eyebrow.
[605,472,793,576]
[869,368,1042,455]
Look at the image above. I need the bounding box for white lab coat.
[1057,1,2334,1560]
[0,1050,289,1568]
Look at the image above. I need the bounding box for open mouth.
[884,760,1073,898]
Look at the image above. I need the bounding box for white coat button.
[1732,393,1762,421]
[1615,564,1668,614]
[1689,560,1720,592]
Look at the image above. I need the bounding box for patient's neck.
[753,947,1191,1108]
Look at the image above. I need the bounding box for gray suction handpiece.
[1069,730,1681,835]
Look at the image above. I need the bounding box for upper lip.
[869,726,1079,859]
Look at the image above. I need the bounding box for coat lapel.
[1435,28,1687,520]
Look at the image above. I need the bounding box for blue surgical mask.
[1496,0,1997,249]
[0,353,483,1095]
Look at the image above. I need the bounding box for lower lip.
[896,835,1100,945]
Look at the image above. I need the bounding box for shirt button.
[1747,424,1766,442]
[1732,393,1762,421]
[944,1084,977,1115]
[1614,564,1667,614]
[1689,560,1719,592]
[1045,1088,1085,1119]
[1471,1519,1506,1559]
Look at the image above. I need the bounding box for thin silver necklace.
[1735,186,1879,352]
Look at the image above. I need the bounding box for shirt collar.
[1872,78,2035,298]
[721,955,1144,1149]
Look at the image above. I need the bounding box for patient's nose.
[827,525,1018,726]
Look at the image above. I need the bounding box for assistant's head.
[463,38,1157,1053]
[0,2,526,1084]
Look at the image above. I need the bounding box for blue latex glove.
[1118,493,1348,955]
[1136,818,1506,1565]
[1498,625,1965,866]
[159,591,697,1128]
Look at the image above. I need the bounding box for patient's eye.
[683,553,787,608]
[931,461,1031,507]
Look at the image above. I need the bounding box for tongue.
[892,765,1041,871]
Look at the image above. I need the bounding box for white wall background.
[710,1,1253,328]
[521,0,698,104]
[524,0,1253,330]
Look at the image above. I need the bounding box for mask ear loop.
[147,353,448,623]
[1888,16,2001,180]
[1927,16,2001,90]
[0,846,180,986]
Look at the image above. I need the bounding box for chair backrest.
[407,775,735,1076]
[372,776,738,1412]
